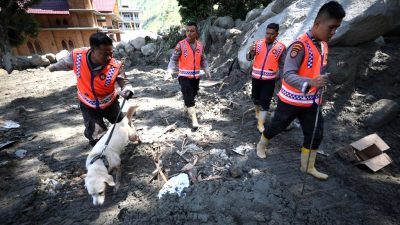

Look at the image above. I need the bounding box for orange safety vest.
[178,39,203,79]
[72,48,121,109]
[277,33,328,107]
[252,39,286,80]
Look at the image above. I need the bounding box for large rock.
[141,43,157,56]
[12,56,31,70]
[116,41,127,50]
[56,50,70,62]
[209,26,227,43]
[129,37,146,50]
[44,53,57,63]
[245,8,264,22]
[271,0,297,14]
[362,99,400,128]
[235,19,243,28]
[0,68,8,76]
[124,43,135,54]
[238,0,400,71]
[214,16,234,29]
[29,55,50,67]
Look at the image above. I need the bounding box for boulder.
[214,16,234,29]
[222,39,235,55]
[271,0,297,14]
[235,19,243,28]
[29,55,50,67]
[56,50,70,62]
[238,0,400,71]
[209,26,227,43]
[116,41,127,50]
[129,37,146,50]
[226,28,242,39]
[362,99,400,128]
[12,56,32,70]
[44,53,57,63]
[118,48,127,58]
[141,43,157,56]
[124,43,135,54]
[0,68,8,76]
[245,8,264,22]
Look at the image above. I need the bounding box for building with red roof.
[14,0,122,56]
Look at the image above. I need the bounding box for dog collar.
[90,154,109,169]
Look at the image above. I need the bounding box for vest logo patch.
[100,73,106,80]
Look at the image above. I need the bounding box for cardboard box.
[349,133,393,172]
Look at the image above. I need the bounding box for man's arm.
[277,47,287,78]
[115,68,134,99]
[281,42,311,91]
[246,42,256,61]
[167,44,182,73]
[48,52,74,72]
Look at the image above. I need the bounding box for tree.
[0,0,40,73]
[177,0,216,23]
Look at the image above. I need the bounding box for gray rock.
[44,53,57,63]
[129,37,146,50]
[0,68,8,76]
[363,99,400,128]
[226,28,242,39]
[222,39,235,55]
[209,26,227,43]
[271,0,297,14]
[245,8,264,22]
[12,56,32,70]
[124,59,132,68]
[235,19,243,28]
[141,43,157,56]
[118,48,127,58]
[116,41,127,50]
[214,16,235,29]
[124,43,135,54]
[29,55,50,67]
[55,50,69,62]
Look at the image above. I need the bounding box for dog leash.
[90,98,127,167]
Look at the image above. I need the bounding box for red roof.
[27,0,69,15]
[93,0,116,12]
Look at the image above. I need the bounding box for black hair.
[316,1,346,20]
[267,23,279,32]
[89,32,113,49]
[186,21,198,29]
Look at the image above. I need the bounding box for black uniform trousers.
[251,78,276,111]
[80,99,124,146]
[179,76,200,107]
[263,98,324,149]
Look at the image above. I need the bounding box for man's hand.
[250,41,256,54]
[205,71,211,79]
[121,86,134,99]
[164,71,173,81]
[309,74,328,88]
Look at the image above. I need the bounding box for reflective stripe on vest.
[278,33,328,107]
[73,48,121,109]
[178,39,203,79]
[251,39,285,80]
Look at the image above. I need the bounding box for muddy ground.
[1,37,399,225]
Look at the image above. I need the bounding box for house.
[118,0,143,31]
[13,0,123,56]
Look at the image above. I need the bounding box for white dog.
[85,105,139,206]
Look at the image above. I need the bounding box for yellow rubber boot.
[254,105,260,119]
[256,134,269,159]
[187,106,199,128]
[300,147,328,180]
[257,111,267,133]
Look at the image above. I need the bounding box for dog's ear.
[105,175,115,186]
[126,105,139,127]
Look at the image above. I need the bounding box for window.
[27,41,35,54]
[34,40,43,54]
[135,23,140,29]
[61,40,68,50]
[63,19,68,26]
[134,12,138,19]
[68,40,74,50]
[56,18,61,25]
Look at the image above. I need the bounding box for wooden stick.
[155,122,177,139]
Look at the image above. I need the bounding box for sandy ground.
[0,38,400,225]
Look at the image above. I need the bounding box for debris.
[0,161,10,167]
[210,148,229,161]
[232,144,253,155]
[158,173,190,199]
[337,133,392,172]
[181,160,198,183]
[0,140,16,151]
[155,122,177,139]
[317,150,330,157]
[229,163,242,178]
[248,168,262,177]
[15,149,27,158]
[0,120,20,129]
[42,178,62,194]
[199,79,223,87]
[185,143,203,152]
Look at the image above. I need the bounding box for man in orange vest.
[165,21,211,128]
[48,32,134,146]
[247,23,286,132]
[256,1,345,180]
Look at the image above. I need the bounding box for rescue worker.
[246,23,286,132]
[48,32,134,146]
[165,21,211,129]
[256,1,346,180]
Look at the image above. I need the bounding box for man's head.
[185,21,198,42]
[312,1,345,42]
[265,23,279,44]
[90,32,113,66]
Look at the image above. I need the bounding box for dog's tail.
[126,105,138,126]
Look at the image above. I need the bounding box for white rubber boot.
[256,134,269,159]
[257,111,267,133]
[187,106,199,128]
[254,105,260,119]
[300,147,328,180]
